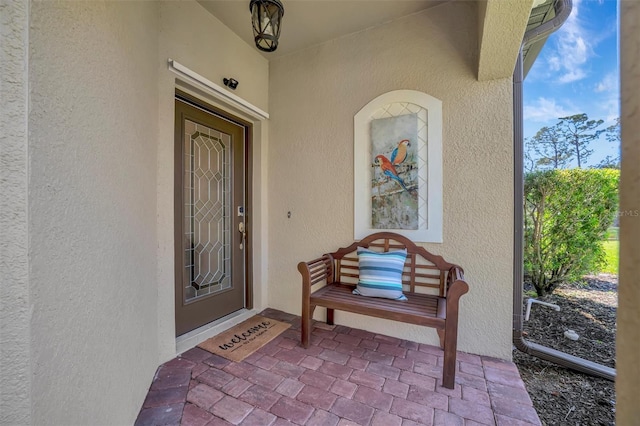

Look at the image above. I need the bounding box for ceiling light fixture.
[249,0,284,52]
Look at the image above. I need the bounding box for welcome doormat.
[198,315,291,362]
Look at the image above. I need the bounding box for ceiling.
[198,0,446,59]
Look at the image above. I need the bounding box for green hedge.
[524,169,619,296]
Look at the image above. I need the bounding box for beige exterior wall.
[477,0,533,81]
[268,2,514,359]
[27,1,160,424]
[4,0,269,423]
[28,1,158,424]
[156,0,269,362]
[0,0,31,424]
[616,0,640,422]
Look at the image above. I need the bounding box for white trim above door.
[168,59,269,121]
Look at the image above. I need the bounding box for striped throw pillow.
[352,247,408,301]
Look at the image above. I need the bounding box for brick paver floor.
[135,309,540,426]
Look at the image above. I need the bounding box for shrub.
[524,169,619,296]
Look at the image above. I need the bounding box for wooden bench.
[297,232,469,389]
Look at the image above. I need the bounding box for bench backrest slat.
[414,272,441,279]
[414,263,441,271]
[340,264,359,271]
[409,249,417,292]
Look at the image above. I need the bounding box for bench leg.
[301,304,316,348]
[441,320,459,389]
[437,329,445,349]
[327,308,334,326]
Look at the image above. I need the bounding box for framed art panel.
[354,90,442,242]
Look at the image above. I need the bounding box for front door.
[175,97,247,336]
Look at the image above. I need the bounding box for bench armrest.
[297,254,334,290]
[446,265,469,301]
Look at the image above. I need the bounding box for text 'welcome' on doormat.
[197,315,291,362]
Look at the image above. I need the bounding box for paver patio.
[135,309,540,426]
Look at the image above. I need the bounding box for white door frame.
[163,61,270,356]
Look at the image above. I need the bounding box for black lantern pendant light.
[249,0,284,52]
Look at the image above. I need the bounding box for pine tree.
[529,125,572,169]
[557,113,604,168]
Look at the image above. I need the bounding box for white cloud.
[524,97,575,122]
[594,71,618,93]
[544,0,593,84]
[597,91,620,124]
[590,71,620,122]
[557,69,587,84]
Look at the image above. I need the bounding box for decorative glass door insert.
[184,120,232,300]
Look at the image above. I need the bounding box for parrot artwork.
[374,154,410,192]
[390,139,411,166]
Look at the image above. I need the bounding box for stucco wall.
[28,2,160,424]
[477,0,533,81]
[4,1,270,423]
[268,1,514,359]
[157,0,269,362]
[616,0,640,422]
[0,0,31,424]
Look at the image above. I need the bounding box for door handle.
[238,222,246,250]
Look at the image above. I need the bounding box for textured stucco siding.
[268,2,514,359]
[477,0,533,81]
[156,0,269,362]
[1,1,269,423]
[28,2,160,424]
[616,1,640,422]
[0,0,31,424]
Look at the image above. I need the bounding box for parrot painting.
[374,154,410,192]
[390,139,411,166]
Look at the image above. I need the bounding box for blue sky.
[524,0,619,167]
